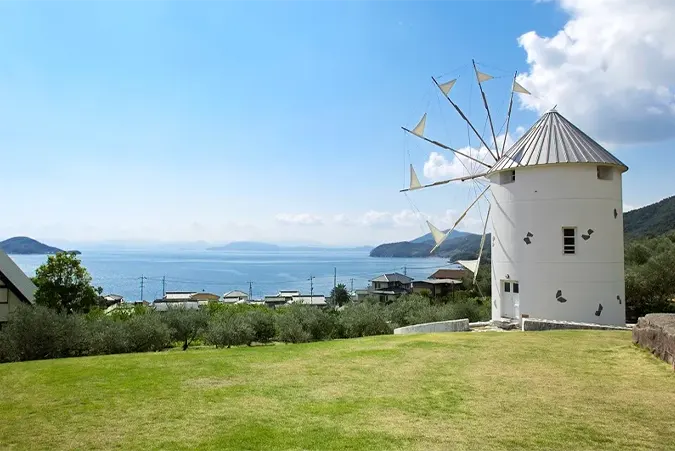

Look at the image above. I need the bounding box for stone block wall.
[632,313,675,365]
[394,319,470,335]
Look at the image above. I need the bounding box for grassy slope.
[1,331,674,451]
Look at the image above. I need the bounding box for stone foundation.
[632,314,675,365]
[522,318,631,331]
[394,318,470,335]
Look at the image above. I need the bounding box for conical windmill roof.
[490,110,628,173]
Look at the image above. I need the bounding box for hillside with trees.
[623,195,675,238]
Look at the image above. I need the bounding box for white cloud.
[275,213,324,226]
[517,0,675,144]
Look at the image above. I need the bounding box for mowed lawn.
[1,331,674,451]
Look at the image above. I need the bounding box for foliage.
[86,318,131,356]
[461,264,491,297]
[624,232,675,322]
[385,293,490,328]
[125,313,172,352]
[339,302,392,338]
[160,307,208,351]
[245,309,276,343]
[205,313,255,348]
[329,283,351,307]
[275,313,311,344]
[32,251,102,314]
[0,305,89,362]
[278,304,338,341]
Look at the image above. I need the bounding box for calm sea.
[10,249,448,301]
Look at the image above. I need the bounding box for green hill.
[624,195,675,238]
[0,237,78,255]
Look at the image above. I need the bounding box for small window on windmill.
[562,227,576,255]
[597,165,613,180]
[500,170,516,185]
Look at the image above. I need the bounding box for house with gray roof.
[0,249,37,326]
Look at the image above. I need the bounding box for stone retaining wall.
[522,318,631,331]
[632,314,675,365]
[394,318,470,335]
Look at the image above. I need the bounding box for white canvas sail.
[513,81,531,95]
[438,79,456,96]
[411,113,427,137]
[426,221,447,247]
[457,259,479,274]
[409,165,422,191]
[475,70,493,83]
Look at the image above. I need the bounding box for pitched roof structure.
[223,290,248,298]
[490,109,628,173]
[371,273,413,283]
[0,249,36,304]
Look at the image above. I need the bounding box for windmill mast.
[431,77,498,163]
[472,59,500,159]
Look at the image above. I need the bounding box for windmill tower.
[401,62,628,326]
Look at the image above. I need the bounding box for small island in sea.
[0,236,80,255]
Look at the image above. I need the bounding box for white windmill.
[401,61,627,326]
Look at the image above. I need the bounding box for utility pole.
[139,275,148,301]
[247,281,253,301]
[161,276,166,298]
[350,278,354,293]
[308,275,315,300]
[403,266,407,276]
[333,267,337,289]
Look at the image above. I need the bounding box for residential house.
[222,290,249,304]
[428,268,469,280]
[104,300,149,315]
[289,295,327,307]
[101,294,124,307]
[0,249,36,326]
[263,290,327,308]
[412,267,468,299]
[153,291,218,311]
[357,273,413,303]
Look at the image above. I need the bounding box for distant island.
[370,229,491,260]
[208,241,373,252]
[0,237,80,255]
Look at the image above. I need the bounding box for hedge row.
[0,294,489,363]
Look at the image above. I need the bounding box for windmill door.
[501,280,520,319]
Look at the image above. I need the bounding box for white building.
[222,290,249,304]
[487,109,627,326]
[0,249,37,325]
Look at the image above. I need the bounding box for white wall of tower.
[488,164,626,326]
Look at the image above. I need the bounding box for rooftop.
[490,110,628,173]
[371,273,414,283]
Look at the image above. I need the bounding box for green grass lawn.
[1,331,674,451]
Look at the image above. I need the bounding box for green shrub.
[276,313,311,344]
[205,313,255,348]
[245,309,276,343]
[86,317,131,355]
[160,307,208,350]
[126,313,171,352]
[0,305,65,362]
[340,303,392,338]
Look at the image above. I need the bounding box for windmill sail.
[400,171,488,193]
[513,81,531,95]
[426,221,447,248]
[411,113,427,137]
[475,70,493,83]
[429,185,490,255]
[457,259,479,274]
[438,79,457,95]
[409,165,422,191]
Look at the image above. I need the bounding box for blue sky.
[1,0,673,246]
